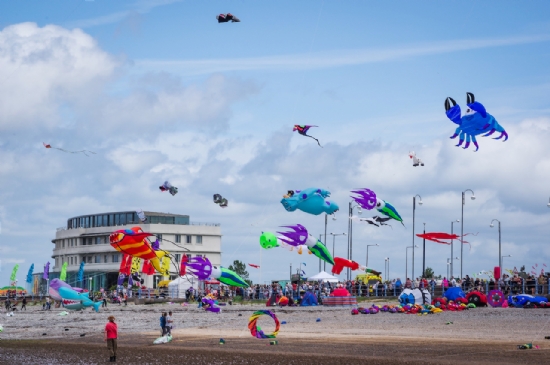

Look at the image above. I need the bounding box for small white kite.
[409,151,424,167]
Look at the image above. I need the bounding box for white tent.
[167,276,198,298]
[309,271,339,282]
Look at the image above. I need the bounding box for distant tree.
[423,267,435,278]
[227,260,250,285]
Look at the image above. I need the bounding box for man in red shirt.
[104,315,118,362]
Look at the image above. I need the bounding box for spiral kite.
[248,310,280,339]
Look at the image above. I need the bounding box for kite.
[59,262,68,281]
[77,262,85,283]
[331,257,381,276]
[444,92,508,151]
[248,264,260,269]
[136,209,147,223]
[355,216,392,227]
[110,227,168,275]
[59,286,101,312]
[213,194,228,208]
[49,279,84,302]
[201,296,221,313]
[43,142,96,157]
[260,232,280,249]
[293,125,322,147]
[26,264,34,284]
[350,189,404,226]
[217,13,240,23]
[248,310,280,339]
[409,151,424,166]
[159,181,178,196]
[180,256,249,287]
[43,262,50,280]
[277,224,334,265]
[416,232,474,248]
[9,264,19,283]
[281,188,339,215]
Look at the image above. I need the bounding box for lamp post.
[501,254,511,268]
[490,219,502,278]
[446,259,450,279]
[347,203,362,280]
[329,233,347,264]
[366,244,379,267]
[412,195,423,280]
[385,257,390,280]
[450,219,460,278]
[461,189,476,278]
[448,257,459,279]
[385,258,389,280]
[406,245,419,279]
[422,222,426,277]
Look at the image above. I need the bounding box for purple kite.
[293,125,322,147]
[350,188,377,210]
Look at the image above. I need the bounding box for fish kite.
[213,194,228,208]
[159,181,178,196]
[409,151,424,167]
[293,125,322,147]
[43,142,96,157]
[217,13,240,23]
[444,92,508,151]
[281,188,339,215]
[350,188,404,226]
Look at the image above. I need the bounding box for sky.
[1,0,550,286]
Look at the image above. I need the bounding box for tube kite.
[293,125,322,147]
[43,262,50,280]
[59,262,68,281]
[248,310,280,339]
[444,92,508,151]
[43,142,96,157]
[26,264,34,284]
[10,264,19,283]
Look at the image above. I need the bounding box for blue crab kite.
[444,92,508,151]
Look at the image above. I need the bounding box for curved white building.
[49,211,221,291]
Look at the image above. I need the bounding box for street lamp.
[412,195,423,280]
[366,244,379,267]
[385,258,390,280]
[490,219,502,278]
[547,198,550,207]
[329,233,346,262]
[501,254,512,268]
[450,219,460,277]
[406,245,419,279]
[347,203,362,280]
[461,189,476,278]
[447,257,459,278]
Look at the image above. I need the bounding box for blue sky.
[1,0,550,285]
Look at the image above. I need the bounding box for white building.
[48,211,221,291]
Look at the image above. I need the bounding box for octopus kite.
[445,92,508,151]
[277,224,334,265]
[350,189,404,226]
[43,142,96,157]
[180,256,249,287]
[217,13,240,23]
[281,188,339,215]
[293,125,322,147]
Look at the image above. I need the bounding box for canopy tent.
[308,271,338,282]
[167,276,198,298]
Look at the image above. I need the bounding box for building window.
[95,255,101,264]
[185,254,192,259]
[62,240,65,248]
[196,235,202,244]
[175,234,181,243]
[82,256,85,263]
[185,235,191,244]
[175,254,181,263]
[87,256,92,263]
[70,257,73,265]
[96,237,101,245]
[195,254,203,258]
[104,255,108,263]
[104,236,109,244]
[112,254,120,263]
[157,234,163,241]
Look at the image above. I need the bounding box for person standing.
[166,311,173,336]
[104,316,118,362]
[21,297,27,311]
[46,297,51,310]
[159,312,167,336]
[102,291,108,308]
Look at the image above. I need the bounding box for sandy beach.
[2,301,550,364]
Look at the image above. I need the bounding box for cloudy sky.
[1,0,550,286]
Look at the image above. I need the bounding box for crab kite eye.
[376,199,386,210]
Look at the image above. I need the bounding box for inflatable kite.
[248,310,280,339]
[213,194,228,208]
[445,92,508,151]
[43,142,96,156]
[180,256,248,287]
[293,125,322,147]
[409,151,424,166]
[260,232,280,249]
[277,224,334,265]
[416,232,473,250]
[217,13,240,23]
[350,189,404,226]
[444,287,466,301]
[356,216,392,227]
[159,181,178,196]
[136,209,147,223]
[59,287,101,312]
[201,297,221,313]
[466,291,487,307]
[281,188,339,215]
[508,295,548,307]
[153,335,172,344]
[399,288,432,305]
[331,257,380,276]
[110,227,167,275]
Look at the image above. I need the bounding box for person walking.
[166,311,173,336]
[159,312,167,336]
[21,297,27,311]
[46,297,51,310]
[104,316,118,362]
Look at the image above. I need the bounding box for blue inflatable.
[300,291,318,306]
[507,295,548,307]
[281,188,339,216]
[444,287,466,301]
